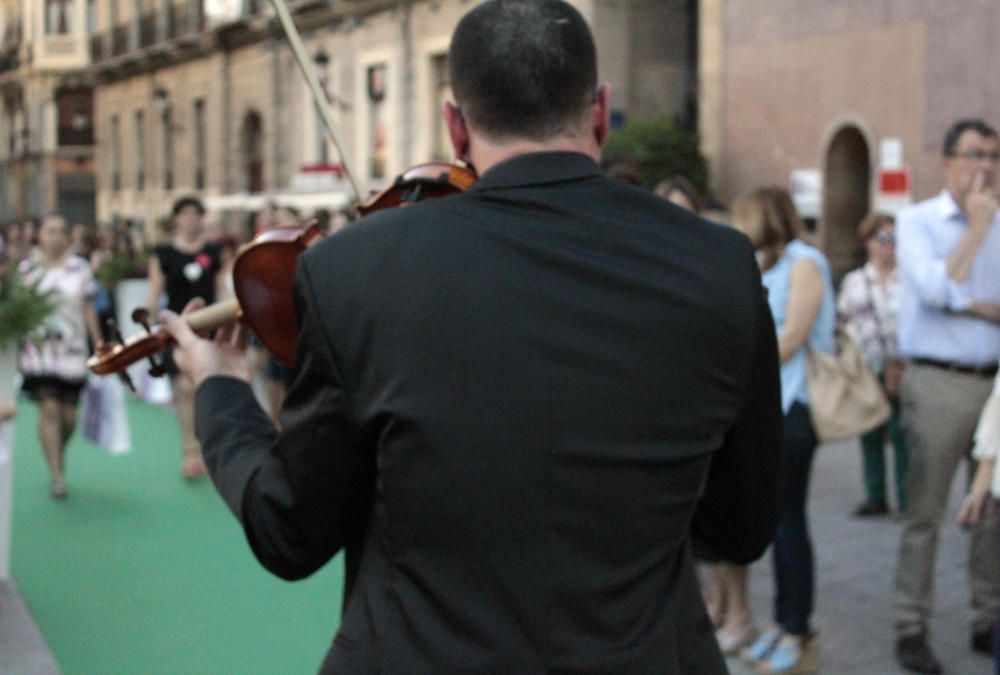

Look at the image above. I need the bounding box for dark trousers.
[773,402,818,637]
[859,400,908,509]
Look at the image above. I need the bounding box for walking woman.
[838,212,908,517]
[727,187,836,674]
[19,215,103,499]
[147,197,224,479]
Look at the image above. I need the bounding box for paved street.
[1,436,993,674]
[727,438,992,675]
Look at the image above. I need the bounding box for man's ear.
[591,83,611,148]
[443,101,470,162]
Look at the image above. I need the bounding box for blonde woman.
[722,187,835,674]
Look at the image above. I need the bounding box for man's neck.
[469,134,600,177]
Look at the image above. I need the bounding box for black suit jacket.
[196,152,782,673]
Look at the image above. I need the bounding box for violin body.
[232,223,324,365]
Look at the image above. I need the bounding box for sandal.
[716,622,758,655]
[755,634,819,674]
[181,455,207,480]
[50,480,68,500]
[742,628,783,664]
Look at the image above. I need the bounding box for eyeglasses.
[950,150,1000,162]
[875,231,895,245]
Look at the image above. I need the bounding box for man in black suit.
[164,1,782,671]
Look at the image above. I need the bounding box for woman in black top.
[147,197,224,479]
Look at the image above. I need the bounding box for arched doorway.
[240,111,264,193]
[821,125,871,285]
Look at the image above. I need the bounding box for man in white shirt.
[894,118,1000,674]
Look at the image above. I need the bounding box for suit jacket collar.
[469,151,603,192]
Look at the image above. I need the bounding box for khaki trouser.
[894,362,1000,635]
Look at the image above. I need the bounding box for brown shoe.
[972,624,995,655]
[896,633,942,674]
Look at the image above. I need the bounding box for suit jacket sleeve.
[690,255,782,564]
[195,253,373,581]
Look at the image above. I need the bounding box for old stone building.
[87,0,696,233]
[0,0,96,224]
[699,0,1000,276]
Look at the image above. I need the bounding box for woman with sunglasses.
[838,212,909,518]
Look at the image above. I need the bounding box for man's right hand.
[161,298,253,389]
[966,170,999,231]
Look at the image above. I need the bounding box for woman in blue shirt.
[714,187,835,674]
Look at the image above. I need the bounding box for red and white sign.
[878,168,910,195]
[875,166,913,214]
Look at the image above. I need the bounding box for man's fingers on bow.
[161,308,199,350]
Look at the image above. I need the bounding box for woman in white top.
[838,213,908,517]
[18,215,103,499]
[959,373,1000,673]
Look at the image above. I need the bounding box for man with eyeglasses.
[894,118,1000,674]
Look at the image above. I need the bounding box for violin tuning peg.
[147,353,167,379]
[131,308,153,333]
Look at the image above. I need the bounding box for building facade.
[700,0,1000,276]
[0,0,97,224]
[88,0,696,233]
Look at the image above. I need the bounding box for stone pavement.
[0,437,991,674]
[727,438,992,675]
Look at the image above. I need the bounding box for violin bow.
[267,0,364,204]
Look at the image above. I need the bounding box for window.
[430,53,451,162]
[110,114,121,191]
[45,0,73,34]
[135,110,145,190]
[367,63,387,179]
[162,106,173,190]
[193,99,206,189]
[240,111,264,192]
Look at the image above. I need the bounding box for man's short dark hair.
[172,196,205,217]
[943,119,998,156]
[449,0,597,142]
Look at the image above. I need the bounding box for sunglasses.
[875,231,895,245]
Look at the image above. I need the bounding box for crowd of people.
[0,201,350,491]
[602,118,1000,675]
[1,1,999,672]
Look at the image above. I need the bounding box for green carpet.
[10,396,344,674]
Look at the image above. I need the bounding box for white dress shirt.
[897,190,1000,365]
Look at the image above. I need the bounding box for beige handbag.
[806,330,891,442]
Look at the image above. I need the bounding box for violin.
[87,222,323,381]
[357,162,476,214]
[87,162,476,383]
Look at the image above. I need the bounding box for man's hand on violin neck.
[160,298,253,389]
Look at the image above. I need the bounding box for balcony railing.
[58,126,95,147]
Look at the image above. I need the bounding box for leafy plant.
[0,263,58,351]
[603,116,709,195]
[94,249,150,290]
